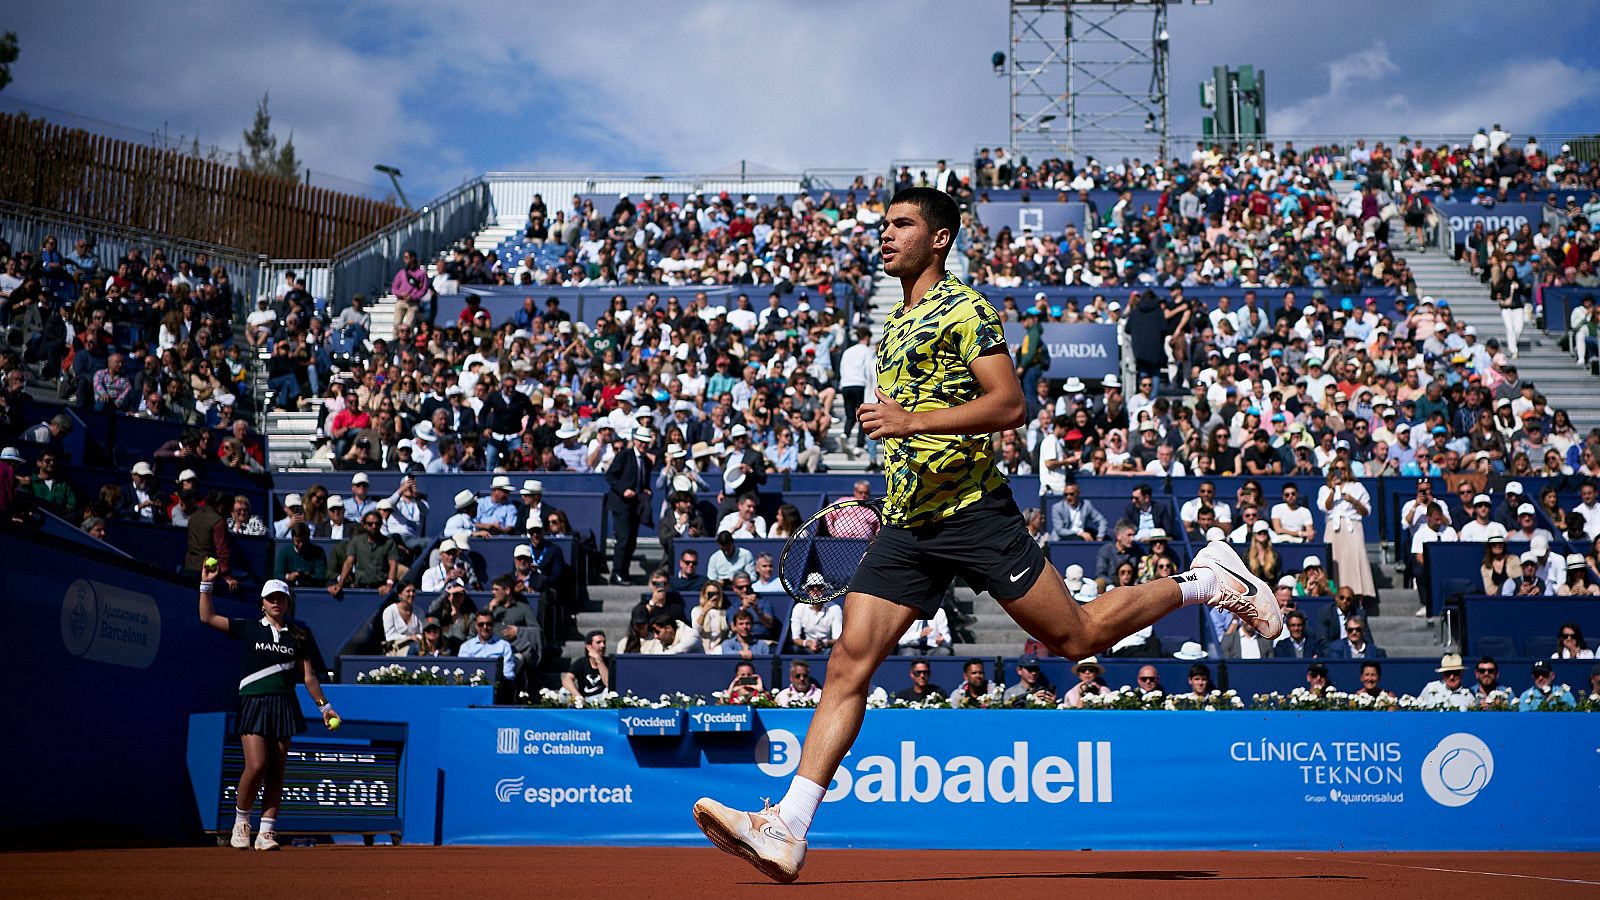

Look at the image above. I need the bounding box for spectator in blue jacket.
[1320,615,1386,659]
[1272,610,1322,659]
[1518,660,1575,710]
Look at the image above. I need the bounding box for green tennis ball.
[204,556,219,569]
[327,716,342,731]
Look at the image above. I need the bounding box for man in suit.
[1272,610,1322,658]
[719,424,767,516]
[1315,587,1363,645]
[1049,483,1109,541]
[1117,482,1177,538]
[605,426,655,584]
[1320,615,1386,659]
[442,385,478,436]
[1219,618,1275,659]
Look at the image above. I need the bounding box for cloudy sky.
[6,0,1599,200]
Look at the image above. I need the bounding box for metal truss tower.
[1008,0,1172,163]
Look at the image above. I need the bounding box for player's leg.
[254,736,291,850]
[1001,560,1181,660]
[793,591,918,790]
[693,591,913,883]
[232,733,267,848]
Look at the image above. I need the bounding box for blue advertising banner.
[436,709,1599,850]
[1003,323,1120,380]
[1435,202,1543,244]
[977,201,1089,235]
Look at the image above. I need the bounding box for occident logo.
[691,710,749,725]
[755,728,1113,804]
[1420,733,1493,807]
[621,714,678,730]
[495,776,525,803]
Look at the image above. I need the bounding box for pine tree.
[0,32,19,93]
[239,93,301,181]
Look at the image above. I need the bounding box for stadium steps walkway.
[264,294,399,471]
[1407,252,1600,427]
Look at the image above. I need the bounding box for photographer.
[724,659,766,704]
[1061,657,1109,708]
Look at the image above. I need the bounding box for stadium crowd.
[4,131,1600,708]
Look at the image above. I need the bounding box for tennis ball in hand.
[327,716,342,731]
[204,556,219,569]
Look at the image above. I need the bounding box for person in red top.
[328,393,371,460]
[457,295,486,329]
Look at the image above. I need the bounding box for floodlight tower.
[1008,0,1181,163]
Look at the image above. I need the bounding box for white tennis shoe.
[229,821,252,849]
[1189,540,1282,639]
[693,797,807,883]
[253,830,280,851]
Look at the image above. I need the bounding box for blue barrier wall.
[1541,285,1599,332]
[6,531,254,842]
[435,708,1599,849]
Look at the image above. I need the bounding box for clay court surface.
[5,847,1599,898]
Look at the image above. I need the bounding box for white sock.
[1173,568,1217,606]
[234,808,251,829]
[259,816,276,835]
[777,776,826,840]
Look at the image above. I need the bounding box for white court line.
[1295,856,1600,887]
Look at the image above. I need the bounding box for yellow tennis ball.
[204,556,218,568]
[327,716,342,731]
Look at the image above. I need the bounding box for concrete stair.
[1407,252,1600,427]
[264,293,400,471]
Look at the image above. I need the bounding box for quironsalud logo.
[1420,733,1494,807]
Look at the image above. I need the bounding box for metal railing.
[327,177,493,312]
[0,200,265,322]
[973,131,1600,165]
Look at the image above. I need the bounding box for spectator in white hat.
[1502,550,1547,596]
[272,493,305,540]
[518,479,564,533]
[118,461,166,523]
[474,475,520,536]
[316,495,351,541]
[1457,492,1498,541]
[346,472,377,521]
[441,488,476,536]
[553,425,588,472]
[1417,654,1474,709]
[1555,554,1599,596]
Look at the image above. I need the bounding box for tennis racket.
[778,497,885,605]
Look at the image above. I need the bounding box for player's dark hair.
[889,187,960,248]
[964,657,985,672]
[585,629,606,644]
[1361,660,1383,675]
[649,611,676,629]
[1187,663,1212,680]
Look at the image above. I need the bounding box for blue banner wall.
[436,708,1598,849]
[1435,202,1543,244]
[1002,323,1121,379]
[977,201,1090,235]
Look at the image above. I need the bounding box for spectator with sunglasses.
[327,510,402,596]
[1472,656,1511,706]
[1320,614,1386,660]
[892,660,946,703]
[1553,623,1594,659]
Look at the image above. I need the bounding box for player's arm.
[196,558,230,633]
[860,346,1025,439]
[301,657,338,725]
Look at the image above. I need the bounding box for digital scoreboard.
[209,717,406,836]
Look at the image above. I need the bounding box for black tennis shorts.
[848,485,1048,615]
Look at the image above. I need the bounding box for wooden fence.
[0,111,405,259]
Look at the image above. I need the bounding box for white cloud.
[1274,40,1600,140]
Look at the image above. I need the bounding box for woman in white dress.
[1317,461,1376,600]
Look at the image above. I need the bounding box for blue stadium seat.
[1525,635,1558,659]
[1477,636,1517,659]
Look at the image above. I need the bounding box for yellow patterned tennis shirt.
[877,271,1010,526]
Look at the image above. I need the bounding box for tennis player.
[197,562,339,850]
[693,187,1281,883]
